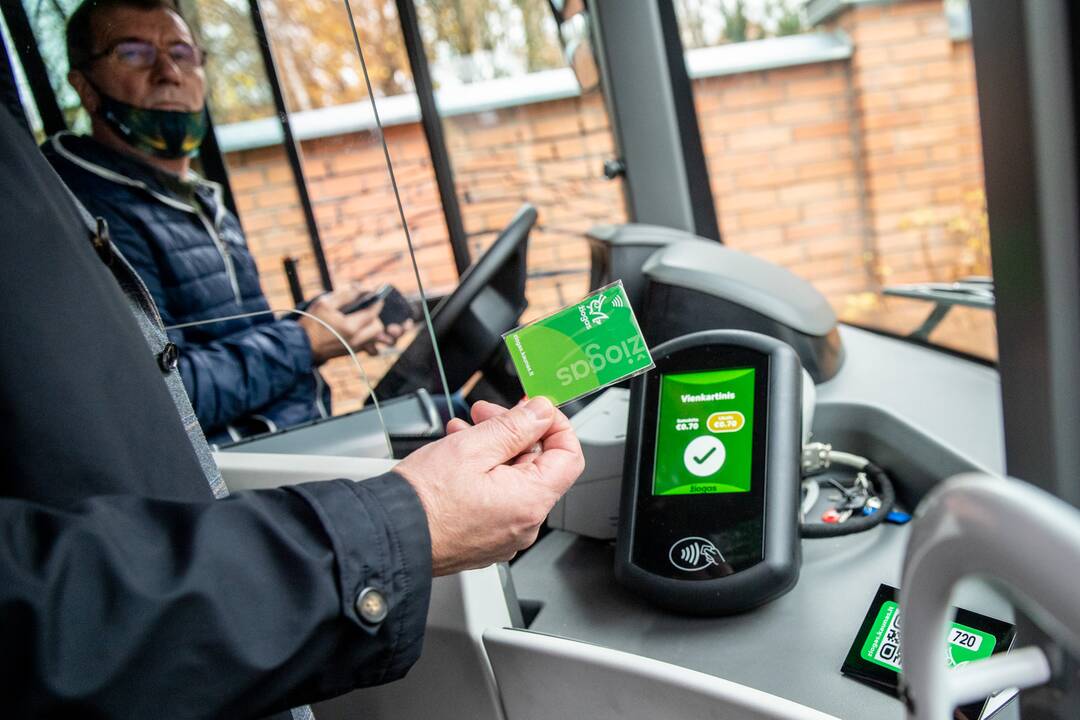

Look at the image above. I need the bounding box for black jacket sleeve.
[1,472,432,720]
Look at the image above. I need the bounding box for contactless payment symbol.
[683,435,726,477]
[669,536,725,571]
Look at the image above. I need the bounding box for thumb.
[448,396,555,469]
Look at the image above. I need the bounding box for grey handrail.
[900,473,1080,719]
[882,277,994,341]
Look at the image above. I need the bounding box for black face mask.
[95,89,207,160]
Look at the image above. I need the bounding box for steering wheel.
[372,203,537,403]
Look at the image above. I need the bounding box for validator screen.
[652,368,756,495]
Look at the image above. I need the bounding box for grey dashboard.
[511,325,1015,719]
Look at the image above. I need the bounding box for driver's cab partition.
[218,204,536,460]
[372,203,537,407]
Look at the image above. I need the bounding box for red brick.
[798,158,855,181]
[786,220,845,243]
[531,115,580,140]
[228,168,266,191]
[863,132,896,156]
[861,109,923,131]
[801,196,859,221]
[791,255,858,279]
[889,38,951,64]
[894,124,961,149]
[866,147,930,174]
[704,109,772,133]
[706,150,772,172]
[739,206,800,230]
[870,189,934,214]
[779,180,842,205]
[794,121,850,141]
[254,186,299,210]
[723,85,786,109]
[860,64,923,89]
[786,74,848,100]
[734,166,800,190]
[778,139,844,164]
[901,165,965,189]
[851,46,890,71]
[851,18,921,45]
[722,189,779,212]
[727,126,793,151]
[885,1,943,19]
[322,151,383,177]
[771,99,841,125]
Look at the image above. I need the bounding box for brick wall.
[443,94,623,320]
[694,60,867,299]
[224,0,989,412]
[828,0,987,342]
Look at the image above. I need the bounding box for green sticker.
[860,601,997,673]
[502,281,654,406]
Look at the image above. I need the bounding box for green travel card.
[503,281,654,406]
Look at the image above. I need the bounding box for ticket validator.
[615,330,802,615]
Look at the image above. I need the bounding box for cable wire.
[166,307,393,458]
[800,462,896,539]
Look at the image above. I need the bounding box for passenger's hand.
[297,287,386,364]
[395,397,584,576]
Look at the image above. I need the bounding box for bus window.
[15,0,460,444]
[674,0,994,361]
[411,0,627,323]
[186,0,460,416]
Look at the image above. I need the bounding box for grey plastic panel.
[484,627,837,720]
[510,325,1015,720]
[814,326,1005,477]
[642,240,837,336]
[587,223,706,247]
[315,567,511,720]
[586,223,699,308]
[512,529,1015,720]
[547,388,628,539]
[218,390,440,458]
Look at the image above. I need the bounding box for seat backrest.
[483,627,838,720]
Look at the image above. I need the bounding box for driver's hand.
[395,397,584,576]
[298,289,386,364]
[365,318,413,355]
[331,283,412,356]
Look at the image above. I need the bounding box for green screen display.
[652,368,756,496]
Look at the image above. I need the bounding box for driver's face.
[81,7,205,113]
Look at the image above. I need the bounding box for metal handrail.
[900,473,1080,719]
[883,278,995,341]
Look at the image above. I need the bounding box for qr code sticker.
[875,611,903,669]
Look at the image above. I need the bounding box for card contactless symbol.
[502,281,654,406]
[669,536,725,571]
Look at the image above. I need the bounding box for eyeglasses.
[85,39,206,71]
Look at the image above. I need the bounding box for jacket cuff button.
[157,342,179,372]
[355,587,389,625]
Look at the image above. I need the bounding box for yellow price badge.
[707,411,745,433]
